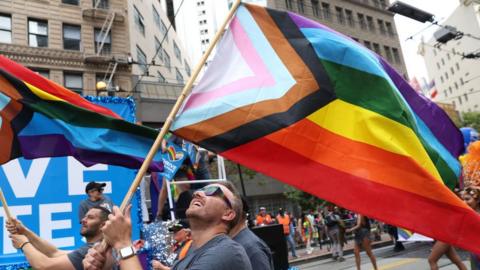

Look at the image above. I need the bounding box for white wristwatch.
[117,246,136,260]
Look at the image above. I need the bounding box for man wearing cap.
[151,221,193,270]
[256,207,273,226]
[79,182,114,221]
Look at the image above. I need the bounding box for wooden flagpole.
[0,187,12,220]
[119,0,243,211]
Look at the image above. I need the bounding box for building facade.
[0,0,191,123]
[266,0,408,77]
[418,0,480,113]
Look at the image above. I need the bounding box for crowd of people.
[3,133,480,270]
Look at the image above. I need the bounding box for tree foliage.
[284,186,325,211]
[461,111,480,131]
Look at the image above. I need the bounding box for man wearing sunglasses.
[85,183,252,270]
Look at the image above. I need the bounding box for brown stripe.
[0,99,22,163]
[175,5,319,142]
[0,73,23,100]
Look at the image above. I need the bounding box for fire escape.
[82,0,128,92]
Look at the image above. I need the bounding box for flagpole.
[119,0,243,211]
[0,187,12,220]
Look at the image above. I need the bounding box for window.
[297,0,305,13]
[456,62,460,70]
[345,9,354,27]
[153,7,160,29]
[458,96,462,105]
[285,0,293,9]
[392,48,401,64]
[441,58,445,65]
[155,37,161,61]
[28,19,48,47]
[447,53,450,60]
[379,0,387,9]
[351,37,359,42]
[452,100,456,107]
[134,6,145,35]
[364,41,371,50]
[94,28,111,54]
[321,3,331,20]
[436,62,440,69]
[0,14,12,43]
[31,69,49,79]
[62,0,79,4]
[377,19,386,35]
[384,46,392,62]
[385,22,394,36]
[157,71,166,83]
[173,41,181,60]
[160,19,168,42]
[136,46,147,73]
[440,76,444,83]
[372,43,381,55]
[176,67,184,83]
[460,78,464,85]
[357,13,366,29]
[366,16,375,32]
[63,24,81,50]
[449,86,452,94]
[445,72,448,79]
[93,0,108,9]
[64,72,83,94]
[443,90,447,98]
[335,7,344,24]
[454,82,458,90]
[450,67,454,75]
[465,93,469,101]
[184,61,191,77]
[312,1,320,17]
[163,49,171,70]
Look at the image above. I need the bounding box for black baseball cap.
[168,220,190,232]
[85,182,106,193]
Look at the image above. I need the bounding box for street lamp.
[387,1,435,23]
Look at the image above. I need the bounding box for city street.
[295,242,471,270]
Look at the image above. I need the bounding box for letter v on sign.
[2,158,50,198]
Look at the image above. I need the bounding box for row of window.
[285,0,395,36]
[438,63,461,84]
[356,38,401,64]
[62,0,108,9]
[0,14,111,53]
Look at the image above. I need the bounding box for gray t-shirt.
[67,243,93,270]
[78,196,114,221]
[233,228,274,270]
[172,234,252,270]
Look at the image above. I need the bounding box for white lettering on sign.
[67,157,110,196]
[0,205,32,254]
[39,203,74,248]
[2,158,50,198]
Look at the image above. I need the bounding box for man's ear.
[221,209,236,223]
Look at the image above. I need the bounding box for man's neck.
[229,220,247,238]
[89,196,102,202]
[85,233,103,244]
[190,222,226,248]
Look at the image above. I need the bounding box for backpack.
[325,214,338,228]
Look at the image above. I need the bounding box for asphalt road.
[296,242,472,270]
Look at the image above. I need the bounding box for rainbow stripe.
[172,4,480,253]
[0,56,163,171]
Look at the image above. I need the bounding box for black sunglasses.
[196,185,232,209]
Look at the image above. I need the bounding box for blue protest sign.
[0,97,141,268]
[161,142,187,180]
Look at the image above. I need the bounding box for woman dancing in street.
[346,214,378,270]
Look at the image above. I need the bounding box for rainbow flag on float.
[0,55,163,171]
[171,4,480,253]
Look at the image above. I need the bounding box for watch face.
[120,246,134,258]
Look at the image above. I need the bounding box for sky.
[394,0,460,80]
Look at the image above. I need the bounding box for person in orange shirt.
[276,208,298,258]
[256,207,273,226]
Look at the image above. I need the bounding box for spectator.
[79,182,113,221]
[301,213,314,254]
[8,207,111,270]
[325,206,344,261]
[229,194,273,270]
[151,221,193,270]
[346,214,378,270]
[276,208,297,258]
[255,207,273,226]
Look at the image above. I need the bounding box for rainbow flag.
[0,55,163,171]
[172,4,480,253]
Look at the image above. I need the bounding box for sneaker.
[332,255,338,261]
[338,257,345,262]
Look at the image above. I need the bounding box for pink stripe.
[183,16,276,111]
